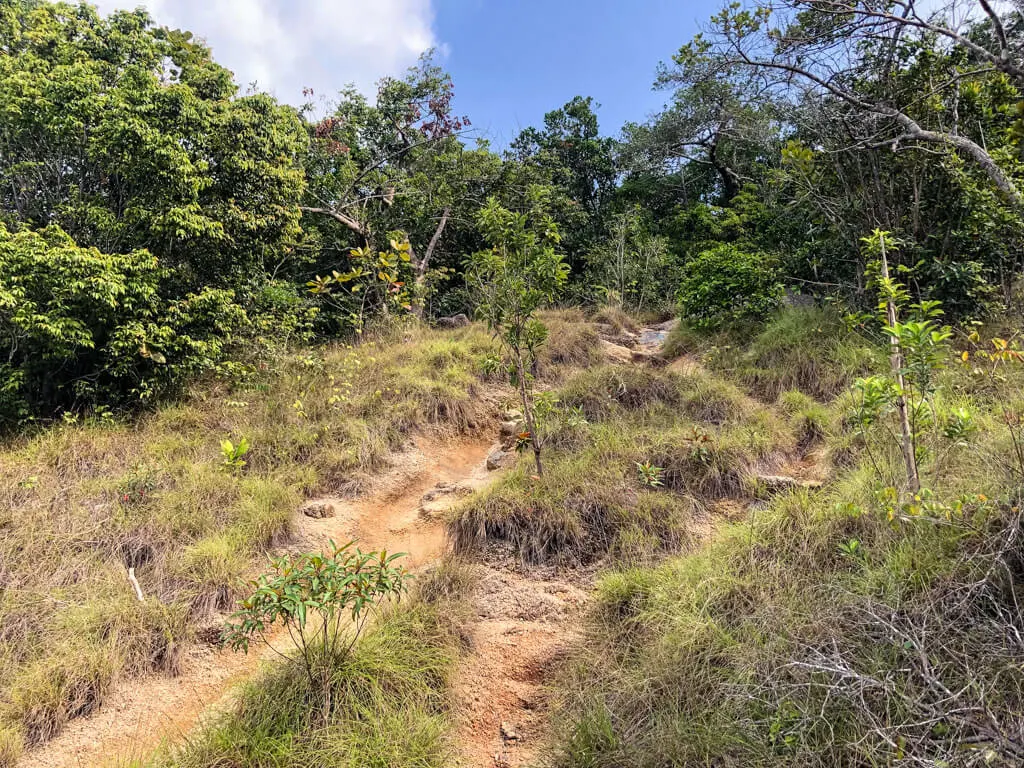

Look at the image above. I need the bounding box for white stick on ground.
[127,566,145,602]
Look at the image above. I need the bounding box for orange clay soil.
[452,563,589,768]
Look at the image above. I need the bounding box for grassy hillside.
[0,321,506,760]
[548,308,1024,767]
[7,305,1024,768]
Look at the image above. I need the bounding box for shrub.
[155,574,467,768]
[222,542,411,719]
[678,244,782,329]
[0,224,252,422]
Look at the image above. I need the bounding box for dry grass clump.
[558,365,687,420]
[449,453,701,565]
[535,309,606,379]
[0,324,496,755]
[450,364,792,565]
[591,305,640,335]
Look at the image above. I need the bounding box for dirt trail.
[452,562,590,768]
[450,323,674,767]
[22,321,820,768]
[18,435,497,768]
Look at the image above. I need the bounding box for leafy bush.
[0,224,252,423]
[223,541,410,718]
[161,567,467,768]
[0,3,305,291]
[678,244,782,328]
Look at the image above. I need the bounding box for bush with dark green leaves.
[0,2,317,423]
[0,224,250,423]
[678,244,782,329]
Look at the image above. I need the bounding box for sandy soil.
[452,561,590,768]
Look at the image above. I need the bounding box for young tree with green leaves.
[222,541,409,720]
[467,193,569,476]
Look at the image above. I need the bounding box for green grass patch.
[547,308,1024,767]
[664,306,881,401]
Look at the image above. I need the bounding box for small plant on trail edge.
[636,461,665,488]
[221,540,410,720]
[117,463,159,506]
[220,437,250,473]
[466,191,569,477]
[836,538,864,560]
[851,229,958,515]
[685,426,713,464]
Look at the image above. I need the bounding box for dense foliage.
[3,2,1024,764]
[1,0,1022,427]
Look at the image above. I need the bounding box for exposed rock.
[499,420,520,437]
[421,482,473,503]
[599,338,634,364]
[757,474,823,493]
[652,317,680,332]
[437,313,470,328]
[301,501,336,518]
[487,448,513,471]
[501,408,523,421]
[500,722,521,743]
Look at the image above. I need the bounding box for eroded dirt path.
[19,435,497,768]
[22,321,830,768]
[453,561,590,768]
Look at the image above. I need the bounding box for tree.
[299,54,498,320]
[687,0,1024,207]
[623,53,781,204]
[0,1,307,293]
[507,97,618,266]
[467,193,569,476]
[584,207,675,312]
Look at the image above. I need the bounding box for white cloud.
[92,0,438,104]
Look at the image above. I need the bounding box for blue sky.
[434,0,716,145]
[93,0,717,145]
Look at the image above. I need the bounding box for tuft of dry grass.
[591,305,640,336]
[535,309,607,379]
[449,363,794,565]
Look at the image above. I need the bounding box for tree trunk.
[410,205,451,320]
[709,136,741,203]
[879,237,921,493]
[514,346,543,477]
[299,206,371,247]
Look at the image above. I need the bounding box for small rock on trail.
[453,564,589,768]
[300,501,336,518]
[487,447,514,471]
